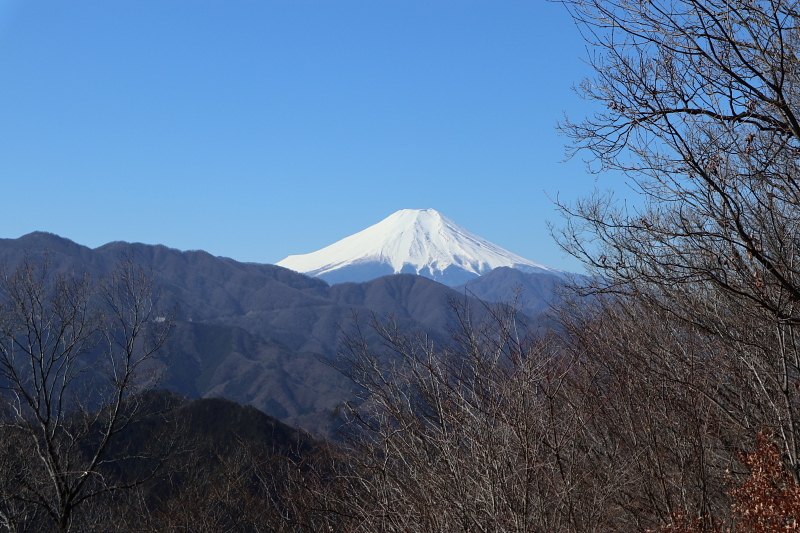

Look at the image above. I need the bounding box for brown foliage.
[730,431,800,533]
[653,430,800,533]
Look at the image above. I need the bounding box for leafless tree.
[0,258,173,533]
[553,292,749,532]
[332,302,620,533]
[555,0,800,480]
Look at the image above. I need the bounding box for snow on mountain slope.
[277,209,564,286]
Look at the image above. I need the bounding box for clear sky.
[0,0,624,273]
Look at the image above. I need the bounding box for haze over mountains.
[277,208,565,286]
[0,222,569,435]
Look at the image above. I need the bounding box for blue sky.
[0,1,624,272]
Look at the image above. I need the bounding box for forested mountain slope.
[0,232,549,434]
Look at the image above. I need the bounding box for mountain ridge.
[0,231,558,436]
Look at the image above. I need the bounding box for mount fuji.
[277,208,564,286]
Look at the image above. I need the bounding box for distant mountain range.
[277,208,565,286]
[0,231,570,436]
[455,266,568,316]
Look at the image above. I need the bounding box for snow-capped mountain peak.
[276,208,563,286]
